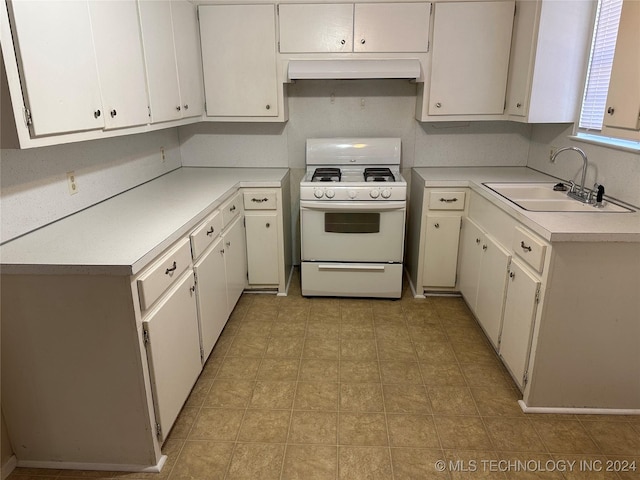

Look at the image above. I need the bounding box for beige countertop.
[412,167,640,242]
[0,167,289,275]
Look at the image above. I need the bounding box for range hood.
[287,59,422,81]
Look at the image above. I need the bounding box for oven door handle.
[300,200,406,212]
[317,264,386,271]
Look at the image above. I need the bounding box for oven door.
[300,200,405,262]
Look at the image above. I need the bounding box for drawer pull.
[190,285,196,294]
[434,223,440,228]
[266,222,271,228]
[439,197,458,203]
[165,261,177,275]
[226,241,231,247]
[206,227,215,236]
[520,241,532,252]
[482,244,487,251]
[475,238,481,244]
[229,205,236,212]
[220,248,225,254]
[509,271,515,279]
[251,197,269,203]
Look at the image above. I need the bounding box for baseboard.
[403,269,425,299]
[15,455,167,473]
[1,456,16,480]
[518,400,640,415]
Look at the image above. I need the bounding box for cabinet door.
[354,3,430,53]
[457,217,484,309]
[422,214,461,288]
[194,236,228,362]
[138,0,182,123]
[279,4,353,53]
[144,271,201,442]
[88,0,149,129]
[199,5,278,117]
[603,0,640,131]
[475,235,511,348]
[222,216,247,314]
[428,1,515,115]
[171,0,204,118]
[9,0,104,136]
[505,0,537,117]
[246,212,279,285]
[499,259,540,389]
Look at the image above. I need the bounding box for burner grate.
[312,167,341,182]
[364,167,395,182]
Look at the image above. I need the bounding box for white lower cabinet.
[500,258,540,389]
[422,214,461,288]
[222,215,247,315]
[245,212,279,285]
[143,270,201,443]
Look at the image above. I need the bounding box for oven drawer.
[301,262,403,298]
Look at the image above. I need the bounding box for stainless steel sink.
[483,182,634,213]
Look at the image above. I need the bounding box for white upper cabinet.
[603,0,640,136]
[505,0,595,123]
[353,3,430,53]
[427,1,515,116]
[199,4,280,118]
[8,1,104,136]
[171,0,204,119]
[279,3,430,54]
[279,4,354,53]
[88,0,149,130]
[138,0,182,123]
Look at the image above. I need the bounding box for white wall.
[527,124,640,207]
[0,129,181,243]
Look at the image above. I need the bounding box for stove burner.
[364,168,395,183]
[312,167,341,183]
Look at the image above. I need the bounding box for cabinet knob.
[94,109,101,118]
[184,104,189,110]
[206,227,215,236]
[516,103,522,108]
[220,248,225,254]
[341,39,346,45]
[360,39,366,44]
[607,106,615,115]
[266,104,271,110]
[176,105,181,111]
[226,241,231,247]
[482,244,487,251]
[435,102,442,108]
[434,223,440,228]
[110,109,117,118]
[190,285,196,294]
[509,271,515,279]
[266,222,270,228]
[475,238,481,244]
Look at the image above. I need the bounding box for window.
[579,0,623,132]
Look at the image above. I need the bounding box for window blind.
[579,0,623,131]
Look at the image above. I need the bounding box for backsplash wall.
[0,129,181,243]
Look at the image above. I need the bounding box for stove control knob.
[381,189,392,199]
[348,190,357,199]
[370,189,380,199]
[314,189,324,199]
[325,189,335,199]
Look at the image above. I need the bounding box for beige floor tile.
[414,341,458,364]
[341,322,376,339]
[250,295,281,308]
[166,406,198,440]
[484,417,545,453]
[169,440,233,480]
[237,409,291,443]
[289,411,338,444]
[265,336,304,358]
[420,363,466,386]
[198,354,223,379]
[303,336,340,359]
[443,324,488,344]
[56,472,116,479]
[340,360,381,383]
[340,383,384,412]
[340,338,378,360]
[271,318,308,337]
[530,418,600,454]
[550,454,621,480]
[307,320,341,339]
[387,414,440,448]
[460,362,514,388]
[204,379,254,408]
[582,421,640,455]
[376,337,417,362]
[378,360,422,385]
[244,306,279,322]
[408,324,448,343]
[226,443,285,480]
[249,381,296,409]
[300,359,340,382]
[391,447,449,480]
[294,382,339,411]
[428,386,479,415]
[7,474,59,480]
[183,378,213,407]
[605,455,640,480]
[444,449,506,480]
[403,308,441,326]
[338,446,392,480]
[216,357,261,380]
[471,385,525,417]
[282,445,338,480]
[189,408,244,441]
[257,358,300,381]
[434,415,492,450]
[496,452,565,480]
[339,412,389,446]
[226,335,269,357]
[451,340,500,364]
[278,305,310,320]
[234,322,273,339]
[383,384,432,414]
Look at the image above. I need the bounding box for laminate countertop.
[412,167,640,243]
[0,167,289,276]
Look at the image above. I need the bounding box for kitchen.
[1,0,640,478]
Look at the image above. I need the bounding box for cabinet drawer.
[221,191,243,228]
[190,210,223,260]
[243,191,277,210]
[428,191,466,210]
[512,226,547,273]
[137,238,192,311]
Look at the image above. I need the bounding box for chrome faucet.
[550,146,591,203]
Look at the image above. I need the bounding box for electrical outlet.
[160,147,166,162]
[549,146,559,162]
[67,171,78,195]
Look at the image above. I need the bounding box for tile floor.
[9,270,640,480]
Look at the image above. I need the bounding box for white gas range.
[299,138,407,298]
